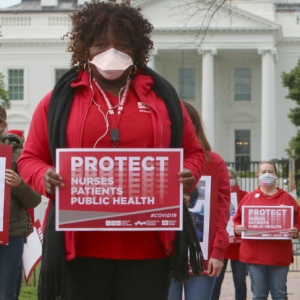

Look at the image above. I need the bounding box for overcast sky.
[0,0,21,8]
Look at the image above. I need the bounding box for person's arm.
[13,181,41,208]
[207,154,230,276]
[180,102,205,192]
[5,169,41,208]
[18,92,55,197]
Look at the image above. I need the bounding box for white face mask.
[259,173,277,187]
[89,48,133,80]
[230,179,237,186]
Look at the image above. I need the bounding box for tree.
[0,28,10,109]
[170,0,226,44]
[0,73,10,109]
[282,60,300,195]
[281,58,300,159]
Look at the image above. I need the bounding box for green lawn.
[19,265,39,300]
[19,286,38,300]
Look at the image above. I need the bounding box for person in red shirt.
[18,1,205,300]
[234,161,300,299]
[168,101,230,300]
[211,167,248,300]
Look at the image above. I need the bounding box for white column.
[258,48,276,161]
[147,49,157,70]
[198,48,217,149]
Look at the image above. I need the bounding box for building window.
[235,130,250,171]
[55,69,68,83]
[234,68,251,101]
[8,69,24,101]
[179,68,195,100]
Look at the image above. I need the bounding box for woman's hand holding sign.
[178,168,195,194]
[235,225,247,236]
[288,227,299,239]
[44,168,64,195]
[5,169,22,188]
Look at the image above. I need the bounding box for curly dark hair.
[66,0,154,69]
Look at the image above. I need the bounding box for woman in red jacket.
[168,101,230,300]
[18,1,205,300]
[234,161,300,299]
[211,167,248,300]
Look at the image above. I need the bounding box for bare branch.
[168,0,227,46]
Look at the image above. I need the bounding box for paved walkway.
[220,271,300,299]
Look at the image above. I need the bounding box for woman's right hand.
[5,169,22,188]
[44,168,64,195]
[235,225,247,235]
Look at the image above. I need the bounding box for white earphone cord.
[88,67,127,148]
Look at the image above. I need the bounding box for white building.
[2,0,299,221]
[0,0,299,164]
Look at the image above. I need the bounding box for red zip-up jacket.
[19,70,205,260]
[234,187,300,266]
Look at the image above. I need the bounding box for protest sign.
[227,185,242,243]
[56,148,183,231]
[0,145,12,245]
[22,220,43,284]
[187,162,218,274]
[242,205,293,239]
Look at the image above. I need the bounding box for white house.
[1,0,299,221]
[0,0,299,163]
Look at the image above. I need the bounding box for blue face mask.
[259,173,277,186]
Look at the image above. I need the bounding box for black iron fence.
[226,160,290,193]
[290,240,300,272]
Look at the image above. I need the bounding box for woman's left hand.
[206,258,223,277]
[5,169,22,188]
[289,227,299,239]
[178,168,195,194]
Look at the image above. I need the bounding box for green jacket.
[1,133,41,237]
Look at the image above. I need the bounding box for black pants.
[65,257,171,300]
